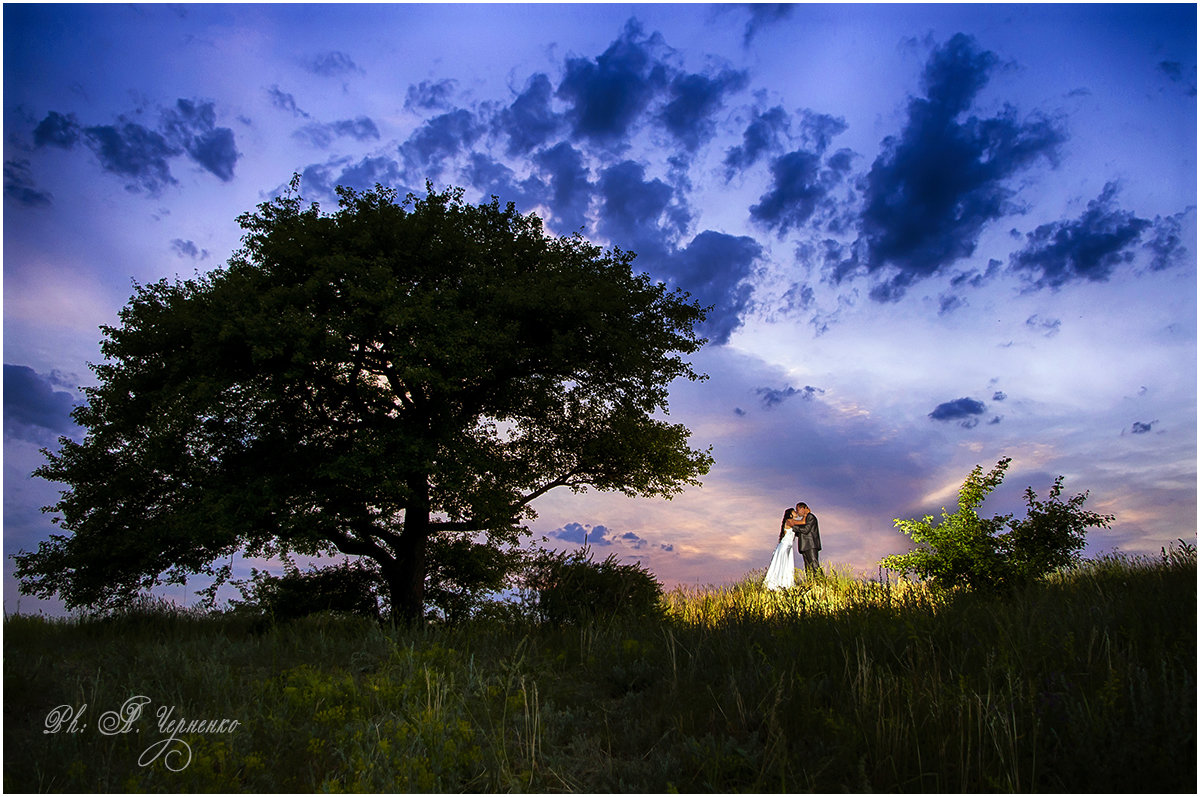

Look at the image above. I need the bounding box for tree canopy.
[16,181,713,619]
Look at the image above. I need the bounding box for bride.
[764,507,798,590]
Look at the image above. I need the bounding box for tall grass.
[5,549,1194,792]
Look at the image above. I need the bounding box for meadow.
[4,546,1195,793]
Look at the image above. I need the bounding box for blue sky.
[4,3,1196,612]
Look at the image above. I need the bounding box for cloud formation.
[4,159,52,207]
[1008,183,1176,289]
[557,19,668,146]
[928,396,987,428]
[3,364,79,443]
[853,33,1065,301]
[32,99,240,193]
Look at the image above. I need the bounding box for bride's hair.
[780,507,795,532]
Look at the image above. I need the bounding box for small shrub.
[231,560,383,622]
[882,458,1114,591]
[519,547,663,625]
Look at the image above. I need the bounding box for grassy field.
[4,547,1195,793]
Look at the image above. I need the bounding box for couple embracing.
[763,502,821,591]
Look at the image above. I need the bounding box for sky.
[4,3,1196,614]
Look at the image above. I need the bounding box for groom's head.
[796,502,809,516]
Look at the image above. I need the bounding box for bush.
[231,560,383,622]
[882,458,1114,591]
[520,547,664,624]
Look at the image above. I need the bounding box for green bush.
[520,547,663,624]
[231,560,383,621]
[882,457,1114,591]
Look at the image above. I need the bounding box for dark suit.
[795,512,821,573]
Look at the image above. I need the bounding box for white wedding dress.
[763,529,796,590]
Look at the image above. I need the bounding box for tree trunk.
[388,477,432,623]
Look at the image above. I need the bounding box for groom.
[792,502,822,576]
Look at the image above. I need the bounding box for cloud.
[294,116,381,148]
[532,142,592,234]
[854,33,1065,301]
[557,18,668,146]
[32,111,81,148]
[1131,420,1158,434]
[399,108,484,180]
[4,159,52,207]
[1008,183,1152,289]
[739,3,794,46]
[596,159,689,260]
[32,99,240,193]
[594,160,761,344]
[267,85,308,117]
[3,364,80,443]
[464,153,546,212]
[498,73,563,156]
[723,105,790,178]
[756,384,825,408]
[170,239,209,260]
[662,231,761,345]
[992,391,1007,401]
[405,78,458,112]
[304,50,362,78]
[749,147,853,236]
[659,68,748,152]
[1025,314,1061,337]
[928,396,987,428]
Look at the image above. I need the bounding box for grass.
[4,549,1195,793]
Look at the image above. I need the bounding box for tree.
[881,458,1114,590]
[15,181,713,620]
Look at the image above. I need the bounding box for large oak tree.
[16,182,713,620]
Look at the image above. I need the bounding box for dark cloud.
[4,159,52,207]
[664,232,760,344]
[399,109,484,180]
[532,142,592,233]
[796,109,848,155]
[855,33,1065,302]
[170,238,209,260]
[32,99,240,192]
[723,105,789,178]
[757,384,824,408]
[547,522,618,546]
[660,68,748,152]
[1131,420,1158,434]
[81,121,180,193]
[4,364,79,442]
[557,19,668,146]
[929,396,986,428]
[498,73,563,156]
[1144,211,1188,272]
[305,50,362,78]
[465,153,546,212]
[992,391,1007,401]
[740,3,793,46]
[1008,183,1152,289]
[267,85,308,117]
[32,111,81,148]
[405,79,458,112]
[596,159,688,261]
[595,160,757,344]
[294,117,381,148]
[749,147,853,236]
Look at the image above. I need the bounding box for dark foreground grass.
[4,550,1195,793]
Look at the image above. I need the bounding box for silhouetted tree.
[16,180,713,621]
